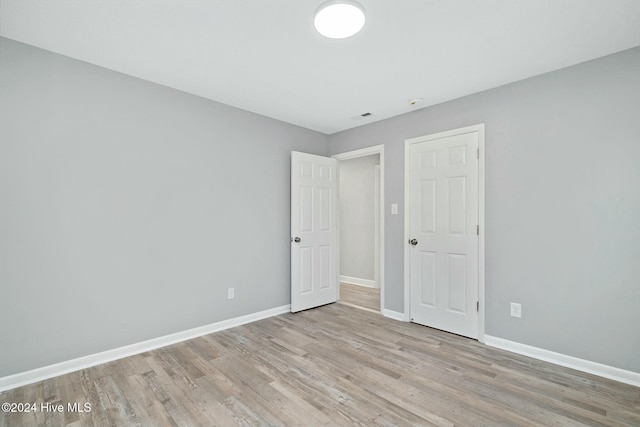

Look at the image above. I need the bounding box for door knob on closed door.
[409,238,418,246]
[292,237,301,243]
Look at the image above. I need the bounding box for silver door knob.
[292,237,301,243]
[409,238,418,246]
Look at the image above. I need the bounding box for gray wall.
[328,46,640,373]
[338,155,379,282]
[0,37,328,377]
[2,34,639,379]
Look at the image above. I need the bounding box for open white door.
[408,128,480,339]
[291,151,338,312]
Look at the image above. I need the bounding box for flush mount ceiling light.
[314,0,366,39]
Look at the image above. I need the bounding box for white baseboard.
[339,275,376,288]
[382,309,408,322]
[484,335,640,388]
[0,305,291,393]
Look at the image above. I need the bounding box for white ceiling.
[2,1,640,134]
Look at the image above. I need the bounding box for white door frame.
[332,144,385,313]
[374,165,381,290]
[403,124,485,342]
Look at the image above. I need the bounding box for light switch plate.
[510,302,522,318]
[391,204,398,215]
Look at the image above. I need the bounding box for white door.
[291,152,338,312]
[408,130,479,338]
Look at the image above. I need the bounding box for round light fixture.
[314,1,366,39]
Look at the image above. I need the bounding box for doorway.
[332,145,384,313]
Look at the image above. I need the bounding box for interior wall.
[0,37,328,377]
[338,154,380,284]
[328,46,640,373]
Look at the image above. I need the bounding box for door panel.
[300,186,313,231]
[448,176,466,234]
[420,179,436,233]
[291,152,337,312]
[447,253,466,313]
[419,251,437,307]
[409,131,479,338]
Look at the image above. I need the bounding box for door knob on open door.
[292,237,301,243]
[409,238,418,246]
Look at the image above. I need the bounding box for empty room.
[1,1,639,426]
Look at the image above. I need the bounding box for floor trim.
[0,305,291,393]
[339,275,376,288]
[382,309,407,322]
[484,335,640,388]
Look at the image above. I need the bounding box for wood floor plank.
[2,303,639,426]
[339,283,380,312]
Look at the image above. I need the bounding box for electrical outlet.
[510,302,522,318]
[391,204,398,215]
[228,288,235,299]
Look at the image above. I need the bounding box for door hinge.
[477,224,479,235]
[477,301,479,311]
[477,148,479,159]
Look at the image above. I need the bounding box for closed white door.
[408,130,479,338]
[291,152,338,312]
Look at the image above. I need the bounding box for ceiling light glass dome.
[314,1,366,39]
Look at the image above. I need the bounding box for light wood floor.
[339,282,380,313]
[1,304,639,426]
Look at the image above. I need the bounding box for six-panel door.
[291,152,337,312]
[409,131,479,338]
